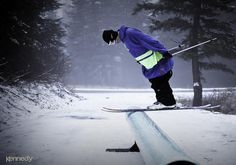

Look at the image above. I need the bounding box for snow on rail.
[126,111,198,165]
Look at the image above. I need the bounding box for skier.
[102,25,176,109]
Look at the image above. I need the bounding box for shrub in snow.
[176,89,236,114]
[203,89,236,114]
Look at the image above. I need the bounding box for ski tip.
[102,107,113,110]
[101,107,110,112]
[207,104,221,109]
[101,107,119,112]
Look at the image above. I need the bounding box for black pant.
[149,70,176,106]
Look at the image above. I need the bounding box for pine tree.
[0,0,69,83]
[133,0,236,105]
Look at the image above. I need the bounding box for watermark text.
[6,155,33,163]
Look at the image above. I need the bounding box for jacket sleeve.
[128,29,168,55]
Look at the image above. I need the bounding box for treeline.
[0,0,70,84]
[133,0,236,105]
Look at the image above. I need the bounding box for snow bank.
[0,82,84,132]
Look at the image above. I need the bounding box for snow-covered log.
[126,111,198,165]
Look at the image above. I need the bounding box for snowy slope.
[0,87,236,165]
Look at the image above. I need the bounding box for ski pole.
[168,44,186,51]
[170,38,217,56]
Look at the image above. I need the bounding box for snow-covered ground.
[0,85,236,165]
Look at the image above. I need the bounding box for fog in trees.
[132,0,236,105]
[65,0,236,89]
[1,0,235,89]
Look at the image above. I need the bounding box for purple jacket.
[118,25,174,79]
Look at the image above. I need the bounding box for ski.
[101,104,220,113]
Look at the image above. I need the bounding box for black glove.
[163,51,173,59]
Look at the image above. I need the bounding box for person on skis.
[102,25,176,109]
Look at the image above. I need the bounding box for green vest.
[135,50,163,69]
